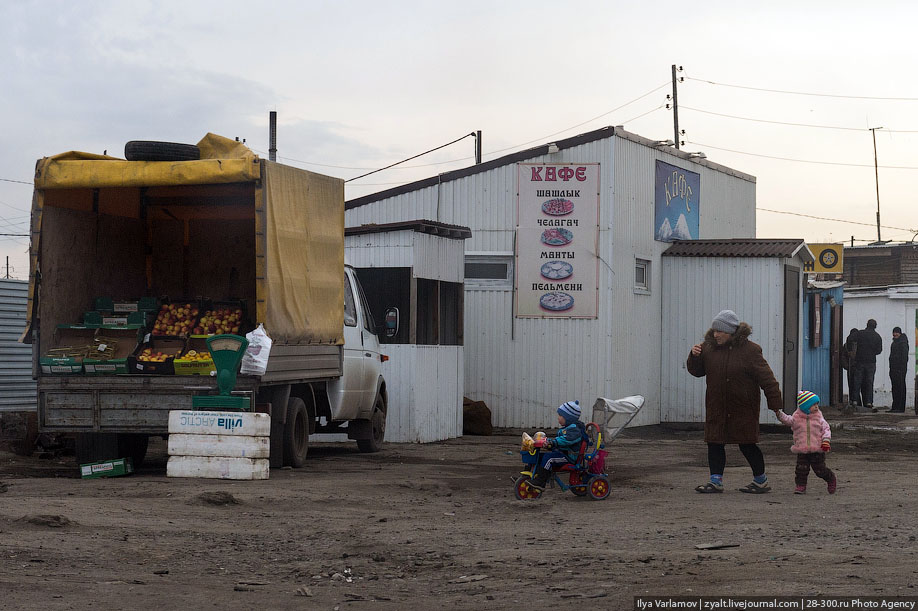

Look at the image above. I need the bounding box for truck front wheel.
[357,397,386,453]
[283,397,309,467]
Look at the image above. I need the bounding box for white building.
[842,284,917,409]
[345,126,758,429]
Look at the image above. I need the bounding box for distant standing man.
[889,326,909,413]
[843,327,859,409]
[850,319,883,411]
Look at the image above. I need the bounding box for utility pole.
[4,256,8,279]
[671,64,681,150]
[474,130,482,164]
[869,127,883,242]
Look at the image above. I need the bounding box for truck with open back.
[22,134,390,468]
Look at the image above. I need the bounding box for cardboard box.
[83,327,143,375]
[94,296,158,314]
[166,455,268,480]
[83,310,148,328]
[168,433,270,459]
[173,336,216,376]
[40,326,96,375]
[127,337,185,375]
[80,457,134,479]
[168,410,270,436]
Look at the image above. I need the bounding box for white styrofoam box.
[166,455,269,480]
[168,433,269,459]
[167,410,270,436]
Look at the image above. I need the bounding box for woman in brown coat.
[687,310,783,494]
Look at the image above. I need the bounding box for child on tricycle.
[514,400,611,501]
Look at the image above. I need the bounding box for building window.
[465,253,513,289]
[634,258,651,295]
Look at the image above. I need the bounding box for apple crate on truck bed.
[24,134,391,469]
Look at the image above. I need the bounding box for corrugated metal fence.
[0,279,36,411]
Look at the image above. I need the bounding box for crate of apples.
[193,306,243,335]
[152,303,199,336]
[180,349,211,362]
[137,347,182,362]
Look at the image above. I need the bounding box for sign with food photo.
[516,163,599,318]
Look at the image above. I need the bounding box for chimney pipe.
[269,111,277,162]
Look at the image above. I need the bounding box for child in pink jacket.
[775,391,837,495]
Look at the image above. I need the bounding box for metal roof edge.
[612,127,757,183]
[345,219,472,240]
[346,125,756,210]
[345,126,617,210]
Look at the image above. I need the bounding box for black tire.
[357,397,386,453]
[283,397,309,468]
[124,140,200,162]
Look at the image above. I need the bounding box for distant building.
[843,243,918,287]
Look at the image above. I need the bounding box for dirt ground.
[1,407,917,610]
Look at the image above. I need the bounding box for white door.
[326,272,365,421]
[354,272,381,413]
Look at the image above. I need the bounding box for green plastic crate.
[80,457,134,479]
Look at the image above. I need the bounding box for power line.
[345,132,476,182]
[257,82,671,173]
[484,83,670,157]
[757,207,914,232]
[686,75,918,101]
[681,105,918,134]
[686,140,918,170]
[0,178,32,185]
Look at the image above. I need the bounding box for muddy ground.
[1,407,917,610]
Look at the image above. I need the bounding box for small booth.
[345,220,471,442]
[660,239,814,422]
[802,280,845,406]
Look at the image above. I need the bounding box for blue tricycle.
[513,422,610,501]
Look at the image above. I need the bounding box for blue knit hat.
[797,391,819,415]
[557,400,581,424]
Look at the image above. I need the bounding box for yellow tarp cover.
[25,133,345,346]
[34,133,260,189]
[263,161,344,344]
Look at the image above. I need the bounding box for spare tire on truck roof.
[124,140,201,161]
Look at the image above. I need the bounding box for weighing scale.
[191,334,251,411]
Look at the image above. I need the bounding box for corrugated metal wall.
[380,345,462,442]
[842,290,916,408]
[345,231,465,283]
[0,279,36,411]
[802,285,844,404]
[610,140,756,427]
[661,257,785,423]
[345,131,758,429]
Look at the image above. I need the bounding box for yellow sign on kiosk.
[804,243,844,274]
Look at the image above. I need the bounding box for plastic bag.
[521,432,534,452]
[240,323,272,376]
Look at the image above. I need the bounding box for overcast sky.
[2,1,917,279]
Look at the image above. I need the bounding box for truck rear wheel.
[357,397,386,453]
[283,397,309,467]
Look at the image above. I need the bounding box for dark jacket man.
[855,320,883,364]
[890,329,909,371]
[890,327,909,412]
[686,322,783,444]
